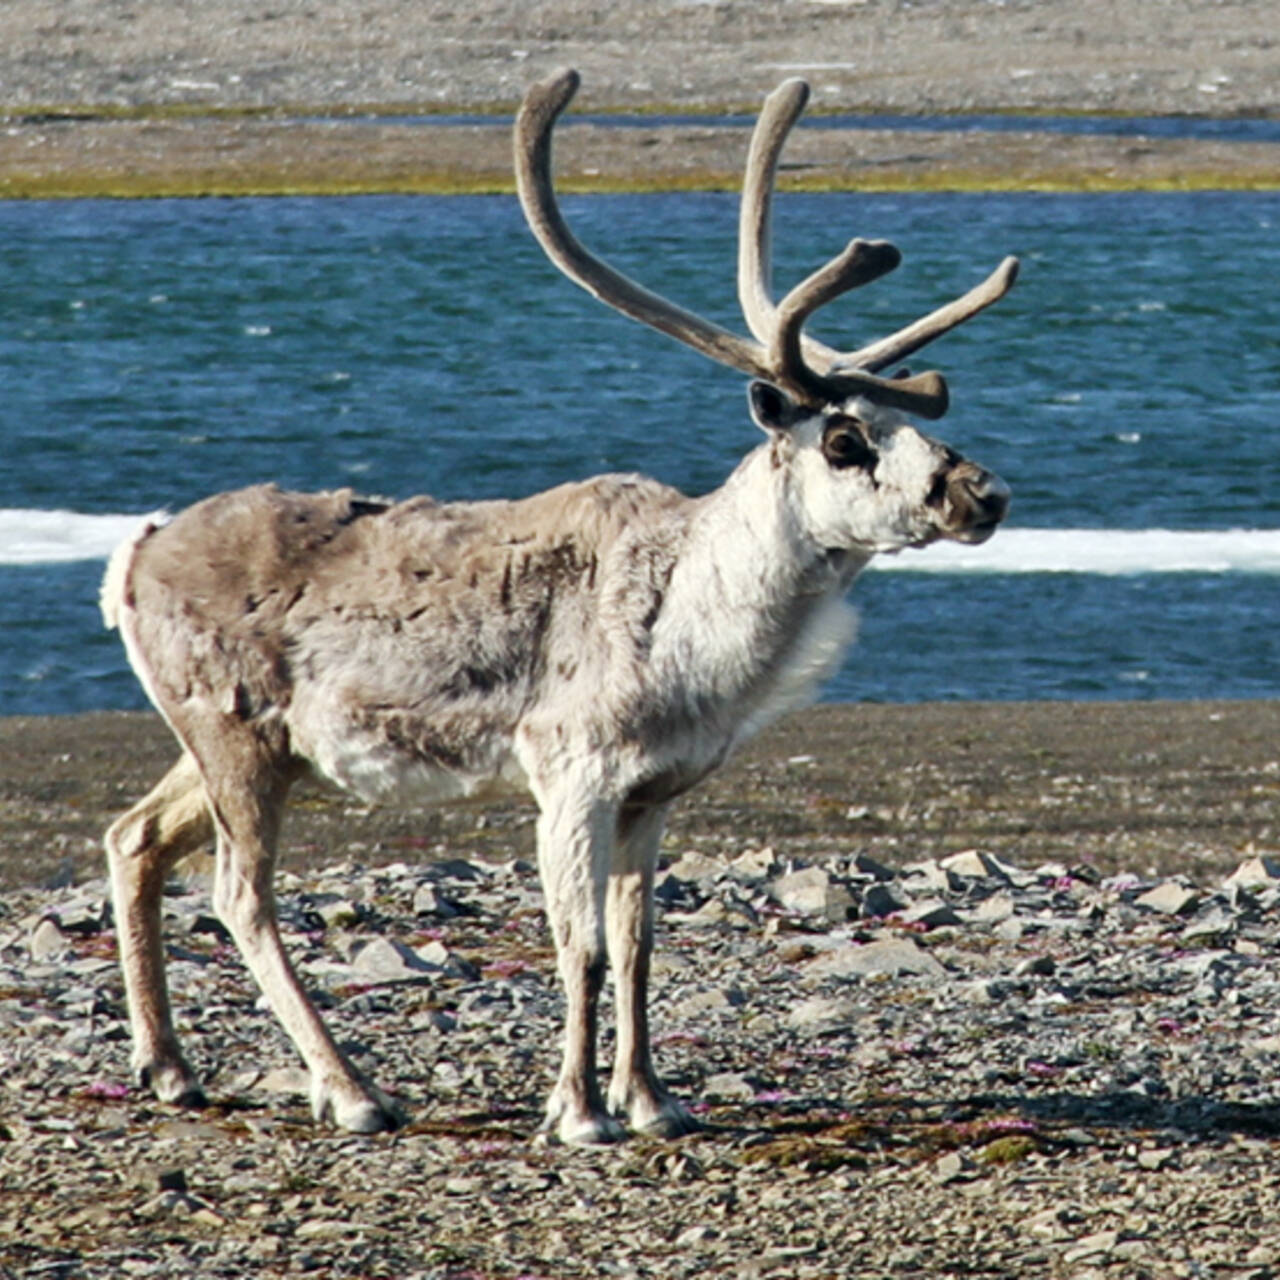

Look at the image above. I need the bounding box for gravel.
[5,821,1280,1276]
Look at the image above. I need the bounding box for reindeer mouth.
[949,519,1002,546]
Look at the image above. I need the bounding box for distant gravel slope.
[1,0,1276,116]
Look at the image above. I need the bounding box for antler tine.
[736,76,1018,413]
[768,240,949,417]
[515,69,968,420]
[769,238,904,398]
[738,79,901,369]
[738,77,809,344]
[839,255,1021,374]
[515,68,777,385]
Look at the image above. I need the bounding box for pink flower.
[753,1089,792,1104]
[83,1080,130,1100]
[981,1117,1037,1136]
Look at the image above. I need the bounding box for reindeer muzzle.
[944,462,1010,544]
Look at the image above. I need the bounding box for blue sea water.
[0,189,1277,715]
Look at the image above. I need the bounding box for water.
[348,112,1280,145]
[1,190,1278,715]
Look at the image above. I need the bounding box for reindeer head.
[516,70,1015,559]
[747,382,1009,556]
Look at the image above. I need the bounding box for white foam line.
[0,509,166,566]
[5,513,1280,575]
[872,528,1280,575]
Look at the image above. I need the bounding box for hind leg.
[105,753,213,1105]
[184,716,402,1133]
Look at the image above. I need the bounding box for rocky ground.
[3,701,1280,1276]
[5,807,1280,1277]
[1,0,1278,195]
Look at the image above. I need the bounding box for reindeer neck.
[650,444,869,733]
[691,442,870,603]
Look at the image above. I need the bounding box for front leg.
[605,803,698,1138]
[534,791,625,1145]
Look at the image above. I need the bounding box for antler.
[738,78,1020,382]
[515,69,956,419]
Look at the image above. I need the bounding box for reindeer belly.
[291,694,531,807]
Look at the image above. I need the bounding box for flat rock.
[1224,856,1280,889]
[785,993,856,1031]
[807,936,946,980]
[350,937,436,984]
[665,851,725,883]
[29,916,71,961]
[1134,881,1200,916]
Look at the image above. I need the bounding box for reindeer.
[101,69,1017,1143]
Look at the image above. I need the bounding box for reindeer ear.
[748,380,803,435]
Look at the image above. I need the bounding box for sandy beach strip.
[4,699,1278,892]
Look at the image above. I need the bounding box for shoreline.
[1,0,1278,198]
[2,114,1278,200]
[4,698,1278,893]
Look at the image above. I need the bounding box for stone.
[666,851,724,882]
[351,937,436,984]
[703,1071,757,1101]
[310,895,363,929]
[940,849,1014,881]
[1063,1230,1120,1264]
[1182,908,1236,945]
[428,858,486,882]
[967,891,1016,924]
[728,846,778,881]
[899,899,961,929]
[257,1067,310,1097]
[901,859,953,894]
[416,939,480,979]
[934,1151,971,1183]
[29,917,71,961]
[769,866,853,921]
[850,851,896,882]
[1224,855,1280,889]
[1134,882,1200,916]
[860,882,908,919]
[785,994,856,1032]
[412,883,462,917]
[808,937,945,980]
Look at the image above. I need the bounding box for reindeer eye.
[822,421,876,471]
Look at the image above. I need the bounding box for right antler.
[738,79,1020,386]
[515,69,967,420]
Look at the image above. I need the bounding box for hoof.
[312,1076,404,1134]
[632,1100,701,1139]
[542,1095,627,1145]
[555,1112,627,1146]
[608,1078,699,1139]
[138,1060,207,1109]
